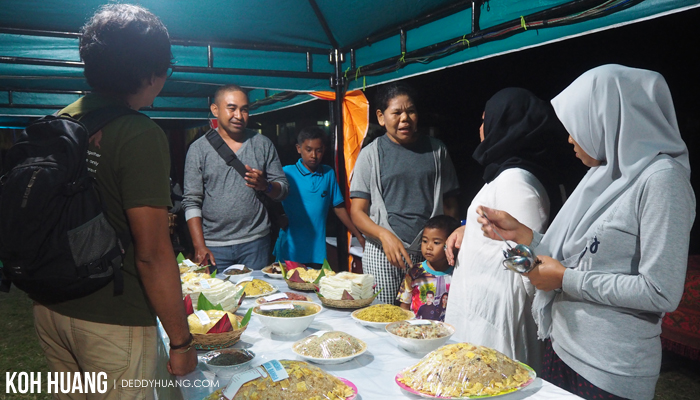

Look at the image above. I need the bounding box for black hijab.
[472,88,571,219]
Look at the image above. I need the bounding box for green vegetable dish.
[256,304,318,318]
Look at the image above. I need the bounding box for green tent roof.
[0,0,698,119]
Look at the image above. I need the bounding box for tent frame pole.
[330,48,349,272]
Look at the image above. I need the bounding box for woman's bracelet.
[170,333,194,350]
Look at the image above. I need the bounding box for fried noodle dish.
[399,343,532,398]
[293,331,366,359]
[205,360,353,400]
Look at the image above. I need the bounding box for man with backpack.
[4,4,197,396]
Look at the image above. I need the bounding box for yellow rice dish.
[354,304,411,322]
[398,343,532,397]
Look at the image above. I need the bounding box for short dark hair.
[297,126,326,145]
[424,215,460,237]
[80,4,172,95]
[213,84,248,104]
[373,82,419,113]
[426,290,434,297]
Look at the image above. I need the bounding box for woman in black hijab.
[444,88,578,372]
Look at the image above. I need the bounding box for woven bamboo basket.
[318,295,376,309]
[285,279,317,291]
[192,315,247,350]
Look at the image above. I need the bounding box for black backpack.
[0,107,141,302]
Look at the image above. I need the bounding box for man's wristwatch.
[265,182,273,193]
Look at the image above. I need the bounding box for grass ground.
[0,288,50,400]
[1,288,698,400]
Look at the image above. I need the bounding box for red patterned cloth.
[661,255,700,360]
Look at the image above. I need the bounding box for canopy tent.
[2,0,698,269]
[1,0,699,120]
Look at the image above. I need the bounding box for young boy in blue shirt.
[397,215,460,320]
[274,126,364,267]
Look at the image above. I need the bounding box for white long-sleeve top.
[445,168,549,371]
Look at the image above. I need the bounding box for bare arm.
[445,225,465,266]
[333,204,365,248]
[126,206,197,376]
[186,216,215,266]
[350,197,411,268]
[442,195,459,219]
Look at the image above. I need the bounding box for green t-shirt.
[42,94,172,326]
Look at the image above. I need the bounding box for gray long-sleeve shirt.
[532,157,695,400]
[182,130,288,246]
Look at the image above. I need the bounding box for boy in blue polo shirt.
[274,126,365,267]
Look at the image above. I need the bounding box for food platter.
[232,281,278,299]
[338,378,358,400]
[261,263,284,279]
[254,292,313,305]
[261,265,284,279]
[263,270,284,279]
[350,307,414,329]
[395,363,536,399]
[292,337,368,365]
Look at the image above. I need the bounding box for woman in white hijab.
[476,64,695,400]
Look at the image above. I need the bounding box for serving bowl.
[291,331,367,365]
[222,264,253,282]
[253,301,322,335]
[255,292,313,305]
[201,348,255,379]
[385,320,455,353]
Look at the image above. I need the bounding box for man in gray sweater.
[183,85,288,271]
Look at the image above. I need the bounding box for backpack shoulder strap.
[78,106,143,137]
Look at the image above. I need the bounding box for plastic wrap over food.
[293,331,366,359]
[387,320,451,339]
[398,343,533,398]
[205,360,354,400]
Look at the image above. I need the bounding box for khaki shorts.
[33,304,158,400]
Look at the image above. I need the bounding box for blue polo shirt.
[273,159,344,264]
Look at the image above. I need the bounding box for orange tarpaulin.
[311,90,369,271]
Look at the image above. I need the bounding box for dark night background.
[250,6,700,254]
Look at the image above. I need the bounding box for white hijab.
[533,64,690,339]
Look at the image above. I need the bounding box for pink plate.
[338,377,358,400]
[395,363,536,399]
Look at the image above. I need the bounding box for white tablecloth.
[160,271,583,400]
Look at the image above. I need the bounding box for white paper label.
[259,303,294,311]
[311,330,328,337]
[199,280,211,290]
[222,368,265,399]
[262,360,289,382]
[237,276,254,283]
[183,259,197,267]
[407,319,432,325]
[231,264,246,270]
[263,293,288,302]
[194,310,211,326]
